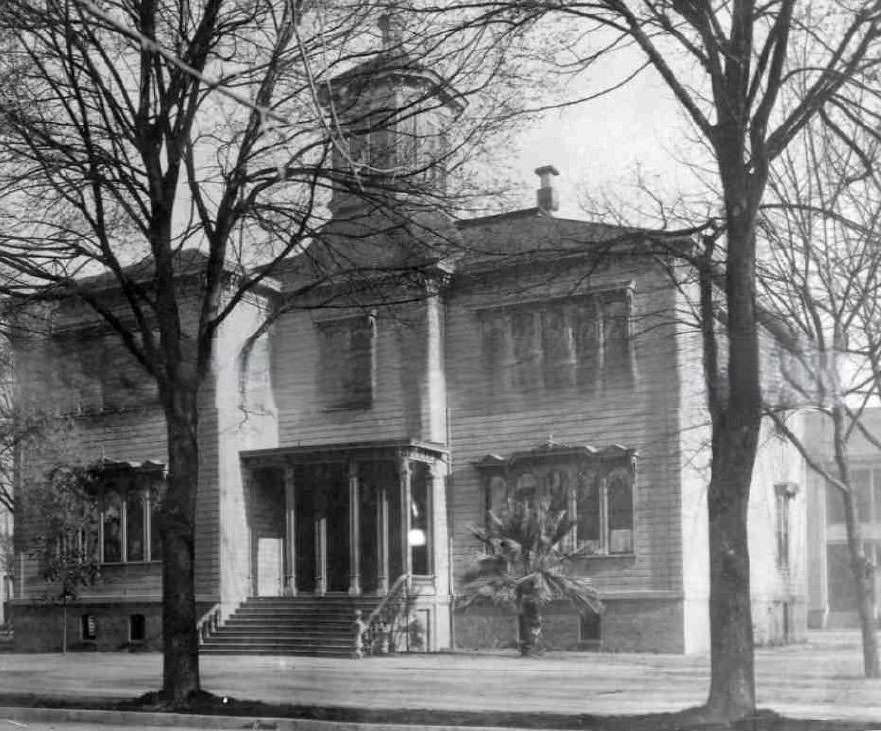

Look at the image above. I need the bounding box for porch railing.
[196,602,221,645]
[358,573,411,657]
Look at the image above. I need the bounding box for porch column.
[242,466,256,596]
[398,453,413,578]
[430,459,449,594]
[314,516,327,597]
[283,463,297,597]
[377,486,390,595]
[348,459,361,596]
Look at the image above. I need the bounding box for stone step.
[200,596,381,657]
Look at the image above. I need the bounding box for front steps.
[199,596,381,657]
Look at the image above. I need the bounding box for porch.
[236,440,451,652]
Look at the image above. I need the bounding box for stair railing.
[196,602,221,646]
[360,573,410,657]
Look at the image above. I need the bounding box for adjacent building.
[805,409,881,629]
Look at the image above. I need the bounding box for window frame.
[98,472,164,566]
[315,313,376,411]
[774,482,798,571]
[477,285,636,398]
[478,450,637,558]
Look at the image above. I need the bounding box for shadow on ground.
[0,692,878,731]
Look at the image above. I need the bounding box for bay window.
[99,472,163,564]
[477,443,637,556]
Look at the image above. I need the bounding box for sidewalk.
[0,631,879,724]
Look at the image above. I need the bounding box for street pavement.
[0,631,879,725]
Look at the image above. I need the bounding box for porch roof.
[473,441,637,472]
[240,439,448,465]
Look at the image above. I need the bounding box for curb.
[0,706,567,731]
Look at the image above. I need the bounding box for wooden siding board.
[445,261,684,595]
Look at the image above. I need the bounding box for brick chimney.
[535,165,559,212]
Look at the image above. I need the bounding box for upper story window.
[316,314,375,410]
[47,332,159,415]
[826,468,881,525]
[477,444,637,557]
[478,289,634,399]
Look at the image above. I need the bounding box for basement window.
[81,614,97,641]
[579,609,601,650]
[129,614,146,643]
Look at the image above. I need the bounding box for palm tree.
[460,497,602,656]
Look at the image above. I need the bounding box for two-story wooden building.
[8,35,807,655]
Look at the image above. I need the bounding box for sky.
[511,54,706,222]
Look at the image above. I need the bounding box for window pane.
[776,493,790,569]
[573,301,599,388]
[577,473,600,546]
[126,490,145,562]
[150,495,162,562]
[318,317,373,409]
[873,471,881,522]
[486,476,507,518]
[515,472,538,507]
[410,464,430,576]
[826,483,846,524]
[602,293,631,376]
[607,474,633,554]
[510,311,541,390]
[545,470,569,513]
[103,488,122,563]
[541,307,575,389]
[852,469,871,522]
[481,314,513,393]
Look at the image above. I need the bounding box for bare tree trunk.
[702,199,761,719]
[160,387,201,703]
[831,406,880,678]
[706,445,756,718]
[62,602,67,654]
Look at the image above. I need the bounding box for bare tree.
[0,0,524,705]
[757,110,881,677]
[419,1,881,719]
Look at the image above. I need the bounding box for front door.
[324,467,350,592]
[257,537,283,596]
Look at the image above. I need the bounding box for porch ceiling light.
[408,528,427,546]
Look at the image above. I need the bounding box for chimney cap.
[534,165,559,178]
